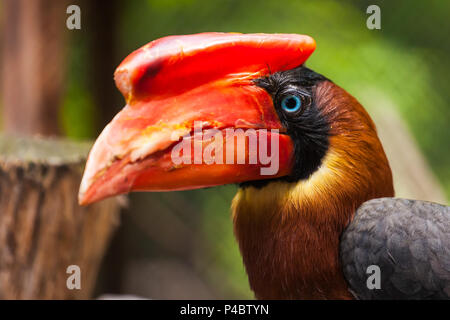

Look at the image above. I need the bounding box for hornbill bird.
[79,33,450,300]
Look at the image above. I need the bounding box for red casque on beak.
[79,33,316,205]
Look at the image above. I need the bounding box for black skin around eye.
[242,65,330,188]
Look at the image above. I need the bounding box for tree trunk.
[1,0,69,135]
[0,136,120,299]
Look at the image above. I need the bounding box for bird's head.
[79,32,393,209]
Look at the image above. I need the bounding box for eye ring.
[281,95,302,113]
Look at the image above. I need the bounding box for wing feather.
[340,198,450,299]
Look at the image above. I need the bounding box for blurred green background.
[2,0,449,298]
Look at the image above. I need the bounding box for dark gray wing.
[340,197,450,299]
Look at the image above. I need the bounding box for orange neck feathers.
[232,81,394,299]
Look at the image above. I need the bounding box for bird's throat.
[232,158,355,299]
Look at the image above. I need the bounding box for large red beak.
[79,33,315,205]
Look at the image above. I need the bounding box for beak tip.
[78,196,88,206]
[78,171,100,206]
[78,188,91,206]
[78,174,90,205]
[78,187,103,206]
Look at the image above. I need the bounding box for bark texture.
[0,136,120,299]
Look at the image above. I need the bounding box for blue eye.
[281,95,302,113]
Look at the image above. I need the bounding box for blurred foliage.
[61,29,97,139]
[62,0,449,298]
